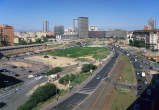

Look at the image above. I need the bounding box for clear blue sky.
[0,0,159,31]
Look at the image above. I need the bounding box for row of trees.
[15,35,56,45]
[129,40,145,47]
[17,83,58,110]
[46,67,63,75]
[0,34,10,46]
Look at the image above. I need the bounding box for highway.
[114,45,159,110]
[63,44,158,110]
[49,48,120,110]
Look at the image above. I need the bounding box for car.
[96,75,101,80]
[15,74,20,77]
[9,71,16,75]
[28,70,33,73]
[146,89,151,96]
[0,102,6,108]
[133,103,140,110]
[136,72,140,75]
[44,55,49,58]
[137,78,142,82]
[137,86,142,90]
[144,80,148,85]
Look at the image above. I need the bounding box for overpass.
[0,44,45,51]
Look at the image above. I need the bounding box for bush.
[17,83,58,110]
[59,74,76,85]
[81,64,97,73]
[46,67,62,75]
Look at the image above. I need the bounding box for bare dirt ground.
[8,61,32,67]
[25,55,77,67]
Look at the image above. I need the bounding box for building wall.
[132,30,159,50]
[78,17,88,38]
[105,30,127,38]
[0,25,14,46]
[88,31,105,38]
[54,25,64,35]
[147,32,159,50]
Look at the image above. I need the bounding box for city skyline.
[0,0,159,31]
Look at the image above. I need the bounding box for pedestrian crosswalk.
[77,87,96,95]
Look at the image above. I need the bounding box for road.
[114,45,159,110]
[48,48,119,110]
[0,77,48,110]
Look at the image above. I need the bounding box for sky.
[0,0,159,32]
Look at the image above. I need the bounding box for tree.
[59,74,76,85]
[43,37,48,42]
[29,39,33,44]
[36,38,42,43]
[19,39,27,45]
[46,67,63,75]
[0,35,10,46]
[82,64,97,73]
[17,83,58,110]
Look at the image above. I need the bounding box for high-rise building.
[54,25,64,35]
[73,19,78,33]
[148,18,156,30]
[0,24,14,46]
[43,20,49,32]
[78,17,88,38]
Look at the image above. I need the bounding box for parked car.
[44,55,49,58]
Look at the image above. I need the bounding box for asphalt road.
[0,77,48,110]
[113,45,159,110]
[50,49,120,110]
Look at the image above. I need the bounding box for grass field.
[71,72,91,87]
[118,55,136,85]
[46,47,110,60]
[110,88,136,110]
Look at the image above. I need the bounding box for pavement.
[0,77,48,110]
[45,48,119,110]
[0,54,49,110]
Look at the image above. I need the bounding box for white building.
[146,32,159,50]
[89,26,98,31]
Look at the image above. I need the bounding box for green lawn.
[118,55,136,85]
[71,72,91,87]
[110,88,136,110]
[46,47,110,60]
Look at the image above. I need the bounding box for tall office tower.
[78,17,88,38]
[73,19,78,33]
[148,18,156,30]
[0,24,14,46]
[54,25,64,35]
[43,20,49,32]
